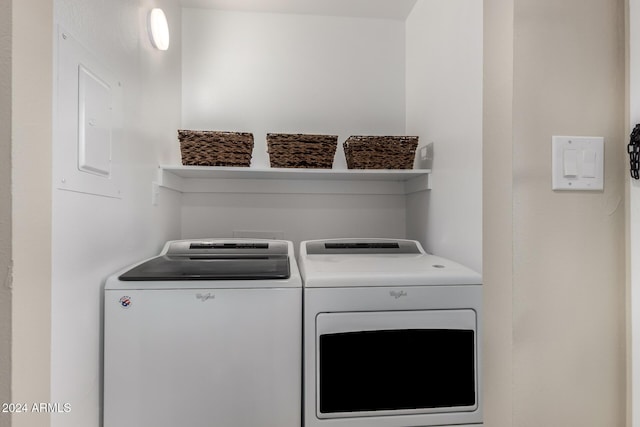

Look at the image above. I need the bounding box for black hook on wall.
[629,124,640,179]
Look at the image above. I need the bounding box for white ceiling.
[177,0,418,20]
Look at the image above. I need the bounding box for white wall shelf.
[156,165,431,196]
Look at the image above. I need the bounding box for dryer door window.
[316,310,477,419]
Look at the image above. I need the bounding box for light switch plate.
[552,136,604,191]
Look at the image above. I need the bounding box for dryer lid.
[305,239,422,255]
[299,239,481,287]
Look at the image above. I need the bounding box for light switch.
[582,149,597,178]
[552,136,604,191]
[563,149,578,177]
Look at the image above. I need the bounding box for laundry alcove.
[48,2,482,427]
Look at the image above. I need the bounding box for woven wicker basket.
[178,130,254,167]
[267,133,338,168]
[344,136,419,169]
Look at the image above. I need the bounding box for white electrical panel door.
[55,28,121,198]
[103,287,302,427]
[78,65,112,177]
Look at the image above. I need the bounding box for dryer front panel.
[303,286,483,427]
[316,310,477,418]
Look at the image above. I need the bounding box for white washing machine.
[298,238,482,427]
[103,239,302,427]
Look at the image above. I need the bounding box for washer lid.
[120,240,291,281]
[119,255,290,281]
[165,240,289,256]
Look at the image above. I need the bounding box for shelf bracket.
[152,166,185,205]
[404,174,431,194]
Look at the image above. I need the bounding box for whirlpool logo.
[389,290,407,299]
[119,296,132,308]
[196,293,215,302]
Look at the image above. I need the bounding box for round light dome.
[148,8,170,51]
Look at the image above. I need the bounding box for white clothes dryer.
[103,239,302,427]
[298,238,482,427]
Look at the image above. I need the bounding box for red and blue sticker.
[119,296,132,308]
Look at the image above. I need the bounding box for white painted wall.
[405,0,483,273]
[181,8,406,169]
[181,8,409,244]
[181,193,407,244]
[51,1,182,426]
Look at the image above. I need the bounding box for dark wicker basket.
[267,133,338,168]
[178,130,254,167]
[344,136,419,169]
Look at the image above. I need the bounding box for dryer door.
[316,310,478,420]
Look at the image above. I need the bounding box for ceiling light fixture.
[148,8,170,51]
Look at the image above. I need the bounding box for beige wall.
[0,0,12,425]
[11,0,53,426]
[628,0,640,422]
[485,0,626,425]
[483,0,514,424]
